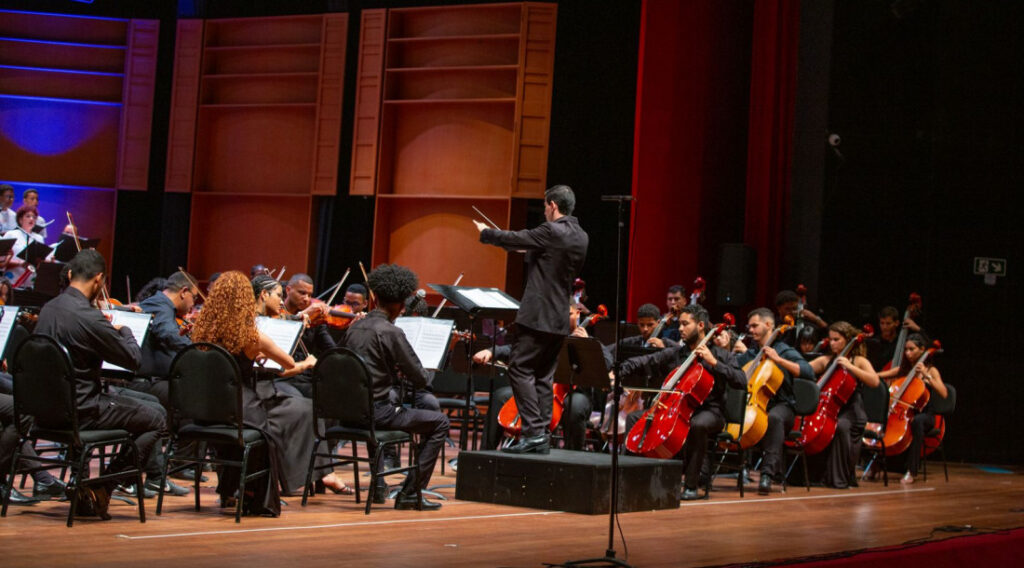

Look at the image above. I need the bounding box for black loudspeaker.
[716,243,756,306]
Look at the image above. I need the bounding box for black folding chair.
[301,347,418,514]
[922,384,956,483]
[157,343,270,523]
[708,386,751,497]
[782,378,821,491]
[860,381,891,486]
[2,334,145,527]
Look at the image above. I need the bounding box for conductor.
[474,185,589,454]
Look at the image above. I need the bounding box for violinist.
[616,304,746,500]
[132,272,197,406]
[343,283,370,313]
[877,333,947,485]
[734,308,815,495]
[281,274,337,397]
[806,322,879,489]
[600,303,677,401]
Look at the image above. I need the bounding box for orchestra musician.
[775,289,827,347]
[805,321,879,489]
[877,332,947,485]
[133,272,197,405]
[616,304,747,500]
[190,271,348,515]
[34,249,167,519]
[474,184,589,454]
[734,307,815,495]
[280,273,337,398]
[866,305,923,370]
[341,264,449,510]
[658,285,685,342]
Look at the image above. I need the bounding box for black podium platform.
[455,449,682,515]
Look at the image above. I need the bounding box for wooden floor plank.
[3,462,1021,567]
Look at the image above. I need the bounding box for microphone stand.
[563,195,634,568]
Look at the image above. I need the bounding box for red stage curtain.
[743,0,801,307]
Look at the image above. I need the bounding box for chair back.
[930,383,956,416]
[792,379,821,416]
[861,381,890,423]
[12,334,78,434]
[167,343,244,427]
[3,323,30,366]
[311,347,374,428]
[723,386,748,425]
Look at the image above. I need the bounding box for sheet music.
[0,306,19,357]
[456,287,519,310]
[394,317,455,371]
[255,316,304,371]
[101,310,152,372]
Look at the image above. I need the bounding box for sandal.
[320,476,355,495]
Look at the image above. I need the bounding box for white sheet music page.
[255,316,304,371]
[394,317,455,370]
[456,287,519,310]
[101,310,152,372]
[0,306,19,356]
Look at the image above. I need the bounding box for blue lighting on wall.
[0,95,119,156]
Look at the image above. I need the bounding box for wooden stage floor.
[2,460,1022,567]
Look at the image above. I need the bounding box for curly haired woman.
[191,270,347,514]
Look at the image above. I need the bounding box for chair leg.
[131,440,146,524]
[801,450,810,492]
[366,445,383,515]
[351,442,361,505]
[1,444,24,518]
[236,444,252,523]
[67,446,92,528]
[880,444,888,487]
[157,437,174,516]
[301,437,320,507]
[941,444,948,482]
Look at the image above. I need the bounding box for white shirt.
[0,208,15,233]
[2,228,45,285]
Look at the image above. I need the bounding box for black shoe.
[2,484,40,505]
[758,474,772,495]
[371,481,388,504]
[394,492,442,511]
[146,477,191,497]
[680,487,704,501]
[115,483,157,499]
[502,433,551,455]
[32,478,68,500]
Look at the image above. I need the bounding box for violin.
[790,324,873,456]
[726,316,794,449]
[865,340,942,457]
[625,314,733,458]
[307,299,360,329]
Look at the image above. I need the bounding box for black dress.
[215,353,321,516]
[811,388,867,489]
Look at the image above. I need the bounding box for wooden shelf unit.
[165,13,348,277]
[350,2,557,292]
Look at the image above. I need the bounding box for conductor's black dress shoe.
[502,433,551,454]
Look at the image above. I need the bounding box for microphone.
[416,289,426,299]
[828,132,845,161]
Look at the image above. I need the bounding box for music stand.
[33,261,65,297]
[429,283,519,450]
[52,236,99,263]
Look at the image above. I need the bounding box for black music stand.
[429,284,519,450]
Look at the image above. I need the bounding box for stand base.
[456,449,681,515]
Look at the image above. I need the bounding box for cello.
[726,316,794,449]
[625,314,733,458]
[884,292,922,371]
[790,324,873,455]
[866,340,942,456]
[646,277,705,346]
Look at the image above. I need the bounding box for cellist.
[805,321,879,489]
[734,308,815,495]
[616,304,746,500]
[877,332,947,485]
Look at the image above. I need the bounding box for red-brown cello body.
[497,383,570,436]
[625,317,731,459]
[864,341,941,456]
[790,326,871,456]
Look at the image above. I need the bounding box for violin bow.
[67,211,116,308]
[358,261,378,307]
[324,268,351,306]
[431,271,464,318]
[176,266,208,303]
[275,266,286,281]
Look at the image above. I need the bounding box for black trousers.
[373,400,449,493]
[905,412,935,476]
[507,326,565,438]
[759,404,795,482]
[682,410,725,490]
[78,393,166,489]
